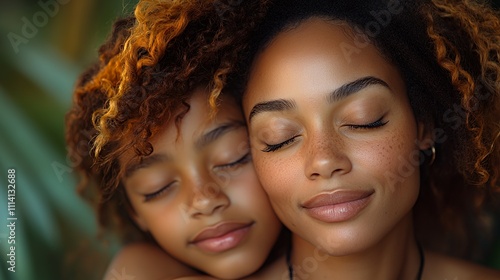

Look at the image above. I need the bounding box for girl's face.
[243,18,431,255]
[122,88,281,279]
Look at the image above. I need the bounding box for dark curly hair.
[229,0,500,260]
[66,0,270,242]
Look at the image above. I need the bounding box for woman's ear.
[416,121,434,150]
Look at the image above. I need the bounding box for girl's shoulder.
[424,250,500,280]
[102,242,198,280]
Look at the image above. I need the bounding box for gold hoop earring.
[429,146,436,165]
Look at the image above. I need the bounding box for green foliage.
[0,1,137,279]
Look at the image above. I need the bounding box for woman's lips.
[191,222,253,253]
[301,190,374,223]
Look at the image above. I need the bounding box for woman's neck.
[290,213,422,280]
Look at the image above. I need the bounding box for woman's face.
[243,18,430,255]
[122,88,282,279]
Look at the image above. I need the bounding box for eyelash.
[144,181,175,202]
[348,118,388,130]
[216,152,252,170]
[262,137,297,153]
[262,118,388,153]
[143,153,251,202]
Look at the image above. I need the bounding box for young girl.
[66,1,287,279]
[230,0,500,279]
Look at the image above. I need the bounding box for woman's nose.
[304,130,352,180]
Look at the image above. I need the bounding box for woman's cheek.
[253,154,292,198]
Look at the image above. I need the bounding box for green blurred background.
[0,0,499,280]
[0,1,137,279]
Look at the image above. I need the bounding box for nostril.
[213,204,225,213]
[309,172,320,180]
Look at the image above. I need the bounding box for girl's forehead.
[141,92,235,141]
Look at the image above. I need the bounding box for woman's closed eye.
[262,136,298,153]
[347,117,388,130]
[261,118,387,153]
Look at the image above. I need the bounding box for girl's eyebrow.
[124,122,245,178]
[248,76,390,123]
[125,154,168,178]
[195,121,245,149]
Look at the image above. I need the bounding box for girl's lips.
[301,190,374,223]
[191,222,253,253]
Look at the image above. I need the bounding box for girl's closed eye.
[144,181,176,202]
[215,152,252,170]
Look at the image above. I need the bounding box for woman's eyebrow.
[327,76,390,103]
[248,76,390,123]
[248,99,297,122]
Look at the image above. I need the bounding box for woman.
[231,0,500,279]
